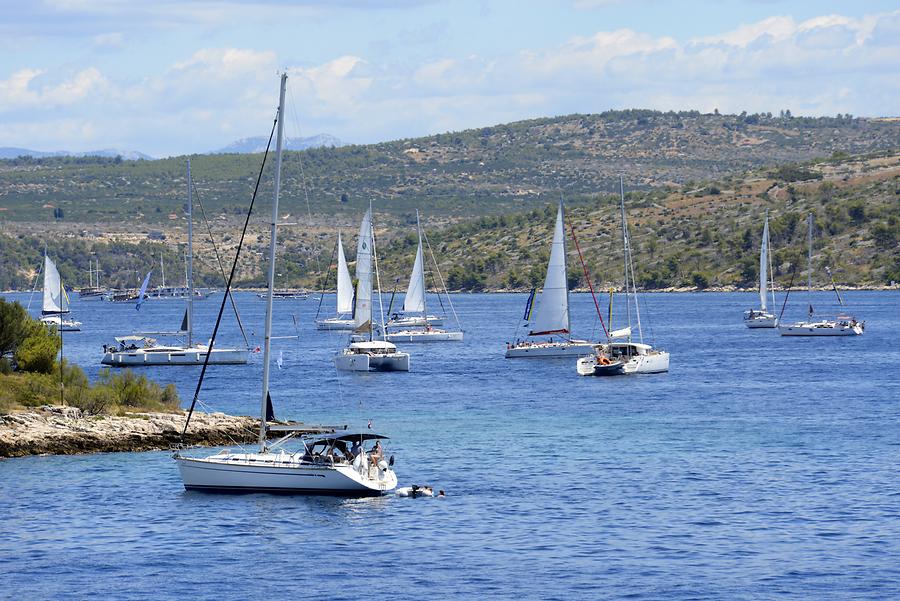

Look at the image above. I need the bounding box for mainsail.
[335,232,353,315]
[759,215,770,311]
[529,202,570,336]
[353,209,373,334]
[403,237,426,313]
[42,255,70,315]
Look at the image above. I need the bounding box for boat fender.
[599,356,611,366]
[378,459,388,471]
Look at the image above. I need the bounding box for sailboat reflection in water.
[174,74,398,495]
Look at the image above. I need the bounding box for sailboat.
[40,254,82,332]
[101,160,249,366]
[334,207,410,371]
[383,210,463,342]
[778,214,864,336]
[78,259,106,300]
[577,178,669,376]
[744,211,778,328]
[315,231,356,330]
[505,200,596,358]
[149,252,207,300]
[175,74,398,495]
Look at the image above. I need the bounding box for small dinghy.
[396,485,434,498]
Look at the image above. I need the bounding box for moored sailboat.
[40,254,81,332]
[505,200,596,358]
[744,211,778,328]
[315,231,356,330]
[175,74,398,495]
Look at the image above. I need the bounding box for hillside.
[1,111,898,228]
[1,149,898,292]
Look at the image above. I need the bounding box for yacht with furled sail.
[744,211,778,328]
[505,200,596,358]
[314,231,355,330]
[778,214,864,336]
[383,210,463,342]
[39,254,81,332]
[175,74,398,495]
[577,177,669,376]
[101,160,249,366]
[334,207,410,371]
[78,259,107,300]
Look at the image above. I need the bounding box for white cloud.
[0,67,108,110]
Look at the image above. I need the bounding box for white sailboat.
[175,74,398,496]
[778,214,864,337]
[334,207,410,371]
[101,160,249,366]
[40,254,82,332]
[744,211,778,328]
[505,201,596,358]
[315,231,356,330]
[577,178,669,376]
[384,210,463,343]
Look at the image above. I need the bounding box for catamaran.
[101,160,249,366]
[577,178,669,376]
[315,231,356,330]
[175,74,398,495]
[40,254,81,332]
[383,210,463,343]
[505,201,597,358]
[334,207,410,371]
[778,214,864,337]
[744,211,778,328]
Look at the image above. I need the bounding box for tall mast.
[259,73,286,452]
[187,158,194,348]
[160,255,165,289]
[371,201,388,340]
[807,213,813,320]
[416,209,427,325]
[619,176,632,341]
[560,199,572,337]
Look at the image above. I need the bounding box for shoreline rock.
[0,406,338,458]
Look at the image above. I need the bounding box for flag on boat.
[135,270,152,311]
[523,288,536,321]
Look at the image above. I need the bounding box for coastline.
[0,406,338,458]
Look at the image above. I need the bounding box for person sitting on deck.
[369,440,383,465]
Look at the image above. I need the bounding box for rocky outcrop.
[0,406,337,458]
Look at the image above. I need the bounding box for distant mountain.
[0,147,153,160]
[215,134,342,154]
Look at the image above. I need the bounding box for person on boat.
[349,439,362,460]
[369,440,383,465]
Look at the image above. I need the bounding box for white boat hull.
[101,347,249,366]
[577,350,670,376]
[333,351,410,372]
[384,330,463,343]
[505,341,596,358]
[744,313,778,328]
[778,322,864,336]
[40,316,81,332]
[175,454,397,496]
[315,317,356,330]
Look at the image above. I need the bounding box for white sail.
[759,215,769,311]
[42,255,69,315]
[353,209,373,333]
[529,202,569,336]
[336,232,353,314]
[609,326,632,339]
[403,239,426,313]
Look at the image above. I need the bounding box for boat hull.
[505,342,596,358]
[333,352,410,372]
[577,351,670,376]
[744,314,778,328]
[175,455,397,496]
[778,323,863,336]
[387,315,443,328]
[315,317,356,330]
[384,330,463,343]
[101,348,249,366]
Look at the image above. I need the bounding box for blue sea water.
[1,290,898,600]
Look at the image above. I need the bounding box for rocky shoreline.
[0,406,338,458]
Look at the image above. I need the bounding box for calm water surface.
[1,290,898,600]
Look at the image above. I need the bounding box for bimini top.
[114,335,154,344]
[349,340,397,351]
[305,432,390,443]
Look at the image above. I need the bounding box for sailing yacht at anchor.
[744,211,778,328]
[577,177,669,376]
[39,254,81,332]
[315,231,356,330]
[505,200,597,358]
[175,74,398,495]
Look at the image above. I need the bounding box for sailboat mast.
[416,209,427,326]
[807,213,813,320]
[619,177,632,341]
[187,159,194,348]
[561,199,572,337]
[768,214,777,310]
[371,202,388,341]
[259,73,287,452]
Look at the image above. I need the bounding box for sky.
[1,0,898,157]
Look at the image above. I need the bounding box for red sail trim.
[529,328,569,336]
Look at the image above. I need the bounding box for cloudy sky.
[2,0,898,157]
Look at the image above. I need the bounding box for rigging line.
[181,114,278,441]
[421,228,462,331]
[26,256,44,312]
[568,219,607,339]
[191,177,251,350]
[777,264,797,322]
[370,207,388,340]
[286,86,323,283]
[314,237,338,321]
